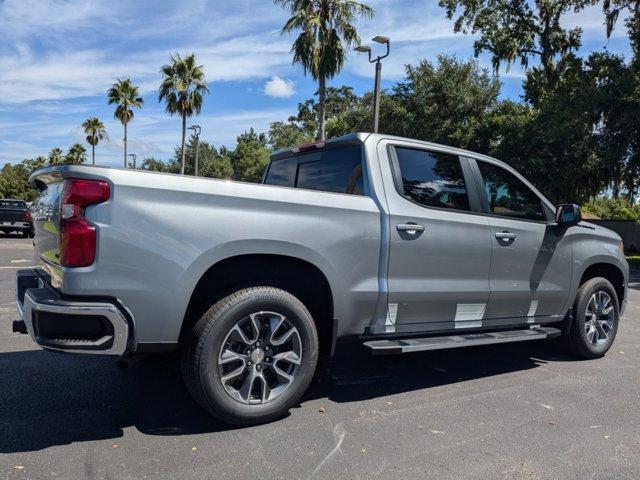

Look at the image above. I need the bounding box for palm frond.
[158,52,210,118]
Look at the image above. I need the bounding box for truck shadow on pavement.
[0,339,574,453]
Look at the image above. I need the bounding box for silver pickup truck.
[15,133,628,425]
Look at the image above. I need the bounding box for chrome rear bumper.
[15,269,130,356]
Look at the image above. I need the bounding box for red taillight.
[60,179,110,267]
[24,210,32,222]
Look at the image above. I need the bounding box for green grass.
[43,220,57,235]
[626,255,640,270]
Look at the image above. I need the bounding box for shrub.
[581,197,640,222]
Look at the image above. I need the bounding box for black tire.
[568,277,620,359]
[181,287,319,426]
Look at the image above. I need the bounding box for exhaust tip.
[116,353,145,370]
[116,358,130,369]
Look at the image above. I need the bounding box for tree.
[65,143,87,164]
[168,135,234,178]
[159,53,210,175]
[82,117,108,165]
[22,156,47,172]
[0,163,37,201]
[268,85,372,146]
[390,56,501,152]
[439,0,597,85]
[275,0,374,140]
[268,120,313,149]
[107,78,143,168]
[231,129,270,182]
[48,148,64,165]
[141,157,170,173]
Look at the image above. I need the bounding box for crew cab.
[15,133,628,425]
[1,199,34,237]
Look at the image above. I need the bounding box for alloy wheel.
[584,291,615,348]
[218,311,302,405]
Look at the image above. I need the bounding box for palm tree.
[82,117,109,165]
[48,147,64,165]
[275,0,373,140]
[159,53,210,175]
[107,78,143,168]
[66,143,87,164]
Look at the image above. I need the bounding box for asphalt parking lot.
[1,234,639,480]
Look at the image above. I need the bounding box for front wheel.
[568,277,620,359]
[181,287,319,426]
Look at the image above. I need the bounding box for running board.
[363,327,561,355]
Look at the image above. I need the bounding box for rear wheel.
[181,287,319,425]
[567,277,619,359]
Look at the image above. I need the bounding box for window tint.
[477,161,545,221]
[264,157,297,187]
[394,147,469,211]
[0,200,26,209]
[264,145,364,195]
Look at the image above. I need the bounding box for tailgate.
[31,175,64,269]
[0,208,26,223]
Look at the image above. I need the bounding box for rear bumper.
[15,269,130,356]
[1,222,32,230]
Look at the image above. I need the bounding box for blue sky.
[0,0,633,167]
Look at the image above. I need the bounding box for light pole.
[355,36,390,133]
[127,153,137,169]
[187,124,202,176]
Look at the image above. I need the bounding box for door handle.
[397,223,425,235]
[495,231,516,240]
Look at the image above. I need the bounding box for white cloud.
[264,76,296,98]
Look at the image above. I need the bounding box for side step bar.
[363,327,561,355]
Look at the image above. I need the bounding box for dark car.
[0,199,34,237]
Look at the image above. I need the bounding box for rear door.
[472,159,572,322]
[383,144,492,333]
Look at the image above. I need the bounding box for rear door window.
[264,145,364,195]
[394,147,470,211]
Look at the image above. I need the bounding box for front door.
[384,145,492,333]
[473,160,573,323]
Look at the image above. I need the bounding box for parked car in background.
[0,199,34,237]
[15,133,628,425]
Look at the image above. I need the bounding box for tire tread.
[180,286,318,425]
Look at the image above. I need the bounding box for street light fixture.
[127,153,137,169]
[187,124,202,176]
[355,36,391,133]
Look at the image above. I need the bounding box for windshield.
[0,200,27,210]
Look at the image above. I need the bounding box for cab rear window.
[264,145,364,195]
[0,200,26,209]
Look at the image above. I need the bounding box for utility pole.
[355,36,391,133]
[188,125,202,176]
[127,153,137,169]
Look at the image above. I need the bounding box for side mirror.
[555,203,582,227]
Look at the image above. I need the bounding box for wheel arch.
[579,262,626,310]
[180,252,337,355]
